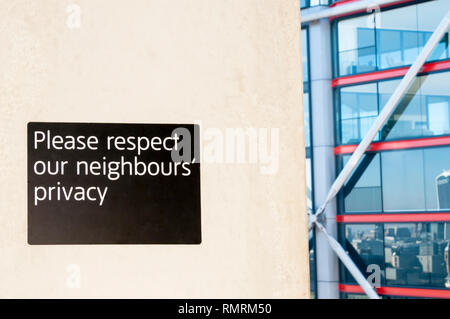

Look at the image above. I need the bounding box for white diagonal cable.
[314,221,380,299]
[308,11,450,299]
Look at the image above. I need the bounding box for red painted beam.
[339,284,450,298]
[334,135,450,155]
[337,213,450,223]
[332,60,450,88]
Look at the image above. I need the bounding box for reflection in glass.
[424,147,450,211]
[339,146,450,214]
[376,5,418,69]
[420,72,450,137]
[418,0,450,63]
[301,27,316,298]
[343,153,382,212]
[336,0,450,76]
[338,15,376,76]
[344,224,385,285]
[302,28,311,149]
[381,147,450,213]
[382,150,425,212]
[340,83,378,144]
[385,223,450,288]
[309,230,316,298]
[343,223,450,289]
[306,157,313,213]
[379,78,424,141]
[337,72,450,145]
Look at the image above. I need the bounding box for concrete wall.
[0,0,309,298]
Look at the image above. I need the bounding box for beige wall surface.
[0,0,308,298]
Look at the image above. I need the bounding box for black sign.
[27,122,201,245]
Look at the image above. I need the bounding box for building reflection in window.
[336,0,450,77]
[338,146,450,213]
[343,224,385,285]
[343,223,450,289]
[337,72,450,145]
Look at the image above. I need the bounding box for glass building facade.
[302,0,450,299]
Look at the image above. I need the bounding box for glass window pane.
[382,149,426,212]
[340,83,378,144]
[304,90,311,148]
[306,157,313,213]
[379,78,425,141]
[418,0,450,62]
[376,5,418,69]
[302,28,311,149]
[385,222,450,288]
[336,0,450,76]
[309,230,316,298]
[302,29,309,82]
[344,224,385,284]
[337,72,450,145]
[343,153,382,213]
[421,72,450,137]
[424,147,450,211]
[338,15,376,76]
[377,29,402,69]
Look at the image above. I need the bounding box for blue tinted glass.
[304,90,311,148]
[343,222,450,289]
[377,29,402,69]
[337,72,450,145]
[344,224,385,284]
[302,29,311,149]
[338,16,376,76]
[302,29,309,82]
[357,28,376,48]
[419,0,450,63]
[380,85,424,141]
[424,147,450,211]
[421,72,450,137]
[402,31,420,65]
[385,222,450,288]
[380,73,450,141]
[340,83,378,144]
[382,149,426,212]
[309,230,316,298]
[336,0,450,76]
[343,153,382,212]
[340,146,450,214]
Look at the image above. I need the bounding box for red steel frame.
[339,284,450,298]
[337,212,450,223]
[332,60,450,88]
[334,135,450,155]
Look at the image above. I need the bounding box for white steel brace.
[301,0,408,24]
[308,11,450,299]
